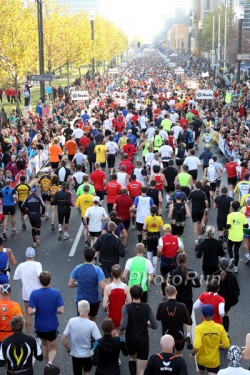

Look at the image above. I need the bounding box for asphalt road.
[6,144,250,375]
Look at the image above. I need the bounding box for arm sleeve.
[148,306,158,330]
[28,292,35,308]
[193,298,203,310]
[221,327,230,349]
[118,240,125,258]
[92,323,102,340]
[92,341,100,366]
[93,237,101,251]
[33,338,43,361]
[193,326,202,351]
[218,302,225,317]
[57,291,64,308]
[119,305,128,331]
[96,267,105,283]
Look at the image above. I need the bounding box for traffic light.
[138,42,140,48]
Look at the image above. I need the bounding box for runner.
[21,185,45,247]
[15,174,30,230]
[84,196,108,247]
[0,179,17,240]
[0,237,17,284]
[38,170,52,220]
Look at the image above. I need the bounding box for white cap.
[93,196,100,203]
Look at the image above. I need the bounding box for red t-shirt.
[119,160,134,176]
[79,136,90,150]
[90,170,106,191]
[114,122,125,133]
[114,195,133,220]
[224,161,238,178]
[105,180,122,203]
[122,144,137,160]
[126,181,142,198]
[199,292,225,324]
[179,118,189,129]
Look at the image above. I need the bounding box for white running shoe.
[233,266,238,273]
[63,233,70,240]
[245,254,250,265]
[58,229,63,241]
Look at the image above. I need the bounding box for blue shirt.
[70,264,105,304]
[29,288,64,332]
[127,134,137,145]
[103,222,124,237]
[1,187,15,206]
[82,113,90,125]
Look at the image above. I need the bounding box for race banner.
[71,91,89,101]
[196,89,214,100]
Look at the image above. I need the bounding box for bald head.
[160,335,175,352]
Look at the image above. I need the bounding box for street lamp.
[237,6,244,83]
[181,34,184,57]
[188,26,192,56]
[89,10,95,81]
[37,0,45,102]
[198,20,202,69]
[178,35,180,55]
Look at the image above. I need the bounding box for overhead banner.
[71,91,89,101]
[108,68,119,74]
[196,89,214,100]
[175,68,185,75]
[201,71,209,78]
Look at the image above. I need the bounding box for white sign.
[201,71,210,78]
[175,68,185,75]
[71,91,89,101]
[237,54,250,60]
[119,62,127,67]
[169,63,176,67]
[196,89,214,100]
[108,68,119,74]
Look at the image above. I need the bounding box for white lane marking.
[191,309,198,372]
[69,223,83,257]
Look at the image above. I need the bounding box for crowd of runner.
[0,51,249,375]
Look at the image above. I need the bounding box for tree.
[0,0,38,114]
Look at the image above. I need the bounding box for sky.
[56,0,191,43]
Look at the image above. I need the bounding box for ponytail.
[177,253,188,279]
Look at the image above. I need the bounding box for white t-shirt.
[125,257,153,274]
[13,261,42,301]
[103,119,112,131]
[159,130,169,140]
[106,141,118,155]
[184,156,201,171]
[73,128,83,139]
[74,153,87,165]
[139,115,147,129]
[159,145,173,159]
[73,171,87,185]
[133,168,146,186]
[146,127,155,141]
[63,317,101,358]
[84,206,108,232]
[172,125,182,140]
[218,368,250,375]
[117,172,127,188]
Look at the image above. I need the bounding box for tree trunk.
[14,75,21,119]
[67,59,70,88]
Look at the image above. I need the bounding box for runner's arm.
[7,249,17,266]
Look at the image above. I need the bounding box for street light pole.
[181,34,184,57]
[37,0,45,102]
[89,11,95,82]
[237,6,244,83]
[198,21,202,69]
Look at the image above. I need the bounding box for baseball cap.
[25,247,35,258]
[4,138,10,143]
[227,345,242,367]
[175,192,182,199]
[31,185,37,192]
[202,304,214,317]
[163,224,172,231]
[1,284,11,295]
[93,196,100,203]
[128,129,132,133]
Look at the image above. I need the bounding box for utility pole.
[237,6,244,83]
[37,0,45,102]
[89,11,95,82]
[218,13,221,63]
[224,0,227,71]
[198,20,202,69]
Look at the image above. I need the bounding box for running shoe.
[185,336,193,350]
[34,235,40,246]
[228,258,235,270]
[22,222,27,230]
[233,266,238,273]
[131,223,136,230]
[45,213,49,220]
[63,233,70,240]
[2,231,7,240]
[51,224,55,231]
[11,228,16,237]
[201,225,206,234]
[125,247,128,253]
[245,254,250,265]
[58,229,63,241]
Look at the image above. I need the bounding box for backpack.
[178,130,188,143]
[176,147,185,159]
[172,202,186,223]
[187,130,194,144]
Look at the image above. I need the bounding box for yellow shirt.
[75,194,93,217]
[241,193,250,207]
[234,180,250,202]
[194,320,230,368]
[94,145,107,163]
[227,211,247,242]
[16,183,30,202]
[144,215,163,232]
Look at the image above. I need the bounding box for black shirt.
[156,299,191,336]
[21,193,45,216]
[215,194,233,215]
[197,238,224,271]
[147,188,160,206]
[188,189,207,214]
[0,332,43,374]
[144,352,188,375]
[170,266,200,302]
[163,167,178,187]
[92,336,128,374]
[93,232,125,263]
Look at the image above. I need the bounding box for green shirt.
[161,118,172,131]
[178,172,191,187]
[76,183,95,196]
[186,112,195,123]
[128,256,148,292]
[227,211,247,242]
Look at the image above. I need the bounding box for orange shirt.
[65,140,77,155]
[0,299,23,342]
[49,144,63,163]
